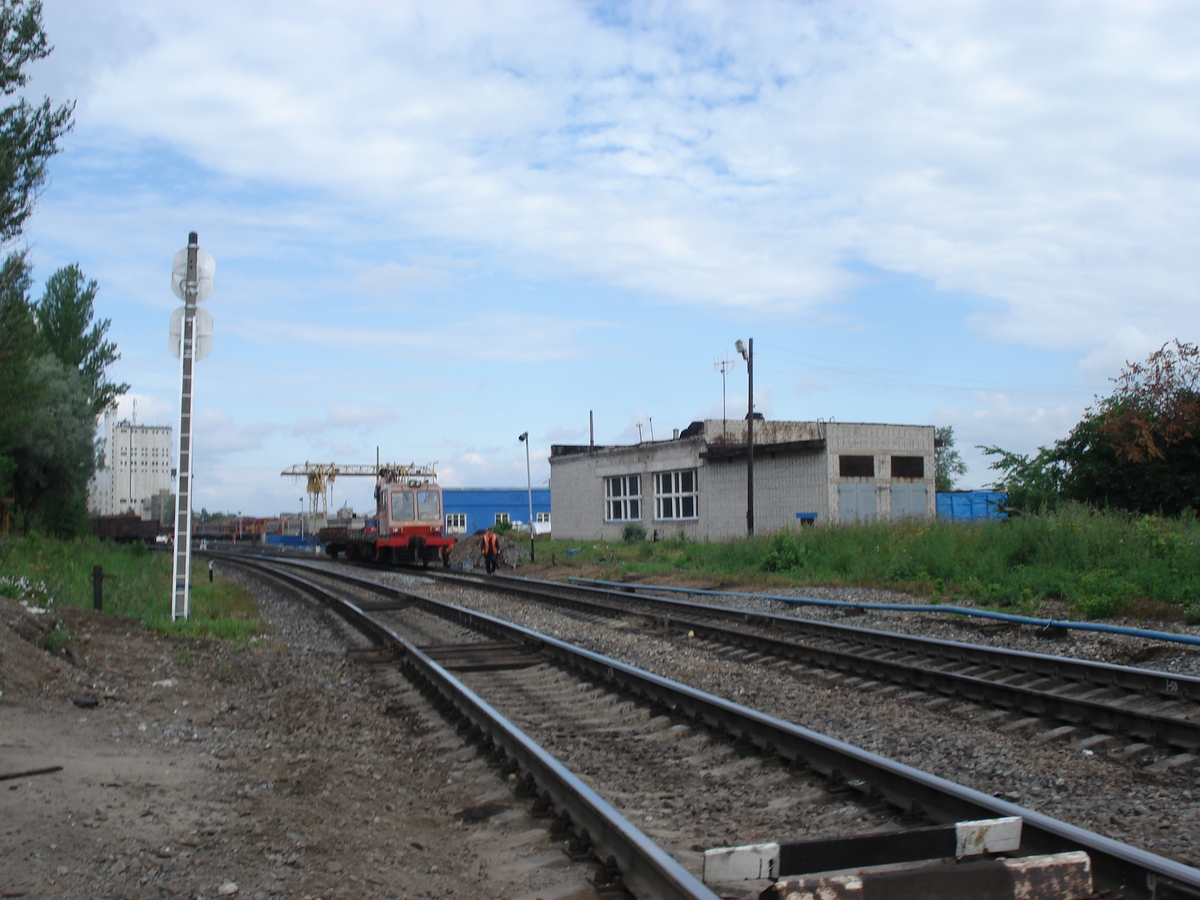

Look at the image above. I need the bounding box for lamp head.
[519,432,528,442]
[735,339,747,360]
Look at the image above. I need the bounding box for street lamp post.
[518,432,535,563]
[736,338,754,536]
[299,498,304,542]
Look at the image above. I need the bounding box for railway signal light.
[169,232,215,621]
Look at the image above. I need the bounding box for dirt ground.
[0,579,603,900]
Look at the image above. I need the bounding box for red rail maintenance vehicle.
[318,463,454,565]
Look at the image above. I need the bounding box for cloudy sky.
[19,1,1200,517]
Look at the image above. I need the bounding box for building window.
[494,512,510,525]
[891,456,924,479]
[535,512,551,523]
[654,470,697,520]
[839,455,874,478]
[605,475,641,521]
[445,513,467,534]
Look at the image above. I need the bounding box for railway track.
[416,568,1200,768]
[219,552,1200,900]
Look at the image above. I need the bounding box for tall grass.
[541,506,1200,620]
[0,534,264,639]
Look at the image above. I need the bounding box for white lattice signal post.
[169,232,215,620]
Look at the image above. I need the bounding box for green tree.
[978,443,1066,514]
[0,0,74,242]
[9,354,96,533]
[36,263,127,415]
[1090,340,1200,463]
[934,425,967,491]
[0,251,40,499]
[0,3,92,534]
[981,341,1200,516]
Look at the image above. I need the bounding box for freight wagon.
[319,463,454,565]
[90,514,165,544]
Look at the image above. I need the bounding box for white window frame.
[604,474,642,522]
[535,511,551,523]
[494,512,510,525]
[445,512,467,534]
[654,470,698,520]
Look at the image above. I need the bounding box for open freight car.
[319,464,454,565]
[90,514,165,544]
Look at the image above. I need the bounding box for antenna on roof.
[715,357,736,440]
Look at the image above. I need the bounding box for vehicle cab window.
[417,491,441,521]
[391,491,415,522]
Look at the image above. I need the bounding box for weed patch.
[537,505,1200,621]
[0,536,265,639]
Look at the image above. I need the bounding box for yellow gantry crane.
[281,461,436,520]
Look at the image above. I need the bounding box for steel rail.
[229,554,1200,900]
[224,556,720,900]
[571,576,1200,648]
[428,568,1200,752]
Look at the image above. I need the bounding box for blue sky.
[18,1,1200,517]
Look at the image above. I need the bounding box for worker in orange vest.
[481,527,499,574]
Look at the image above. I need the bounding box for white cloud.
[48,1,1197,353]
[1077,327,1169,384]
[352,260,452,297]
[933,389,1091,488]
[23,1,1200,514]
[106,392,174,426]
[291,405,395,437]
[221,311,611,363]
[194,409,281,457]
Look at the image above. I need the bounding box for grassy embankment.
[536,505,1200,622]
[0,534,264,639]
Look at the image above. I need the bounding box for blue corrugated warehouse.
[442,487,551,535]
[936,490,1007,521]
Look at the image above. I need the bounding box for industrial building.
[87,410,173,520]
[549,418,935,541]
[442,487,551,535]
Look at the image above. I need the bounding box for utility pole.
[519,432,535,562]
[736,338,754,536]
[715,357,735,441]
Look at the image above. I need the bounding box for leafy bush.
[761,531,805,572]
[492,519,513,535]
[622,522,647,543]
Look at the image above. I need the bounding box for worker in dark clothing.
[481,527,499,574]
[441,543,452,568]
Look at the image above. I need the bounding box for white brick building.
[87,410,173,519]
[549,418,935,541]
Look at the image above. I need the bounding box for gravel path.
[1,570,605,900]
